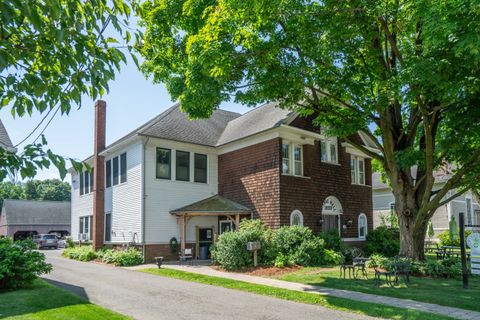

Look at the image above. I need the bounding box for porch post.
[235,214,240,230]
[180,215,186,253]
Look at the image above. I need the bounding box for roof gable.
[216,102,293,146]
[0,120,14,150]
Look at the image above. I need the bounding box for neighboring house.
[373,171,480,239]
[0,119,16,152]
[70,100,376,261]
[0,199,71,240]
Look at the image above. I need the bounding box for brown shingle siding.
[218,139,282,228]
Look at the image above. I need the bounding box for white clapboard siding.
[105,142,143,243]
[70,173,94,241]
[144,138,219,243]
[70,142,143,243]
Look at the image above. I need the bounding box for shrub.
[423,257,462,278]
[62,246,98,261]
[66,237,75,249]
[0,237,52,289]
[365,226,400,257]
[319,229,344,252]
[211,231,254,270]
[113,248,144,266]
[212,221,338,270]
[438,230,472,247]
[294,236,326,266]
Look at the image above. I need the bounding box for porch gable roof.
[170,195,251,216]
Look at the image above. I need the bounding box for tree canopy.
[0,0,134,180]
[0,179,71,207]
[136,0,480,258]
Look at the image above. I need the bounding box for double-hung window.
[80,171,84,195]
[112,156,119,186]
[105,152,127,188]
[282,141,303,176]
[282,143,291,174]
[156,148,171,179]
[350,155,366,185]
[106,160,112,188]
[176,151,190,181]
[79,216,92,240]
[194,153,207,183]
[120,153,127,183]
[321,138,338,164]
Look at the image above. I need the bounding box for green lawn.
[278,267,480,312]
[0,279,129,320]
[141,268,453,320]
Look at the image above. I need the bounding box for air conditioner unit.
[79,233,88,241]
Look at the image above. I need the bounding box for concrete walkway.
[129,263,480,320]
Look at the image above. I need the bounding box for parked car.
[33,234,58,249]
[57,237,67,248]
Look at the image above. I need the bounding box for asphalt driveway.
[42,250,376,320]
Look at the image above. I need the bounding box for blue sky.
[1,55,250,181]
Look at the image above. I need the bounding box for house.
[0,119,16,152]
[70,100,376,261]
[0,199,71,240]
[372,171,480,239]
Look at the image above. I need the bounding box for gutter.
[141,137,149,262]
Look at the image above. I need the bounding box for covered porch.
[170,195,252,259]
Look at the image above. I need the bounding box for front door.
[197,228,213,260]
[322,214,340,234]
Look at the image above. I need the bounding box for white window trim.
[290,210,304,226]
[321,137,338,164]
[282,141,304,177]
[350,155,366,185]
[358,213,368,239]
[219,220,234,234]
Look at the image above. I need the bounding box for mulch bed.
[210,265,303,277]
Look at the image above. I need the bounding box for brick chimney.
[92,100,106,250]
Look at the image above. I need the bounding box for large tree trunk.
[392,182,431,260]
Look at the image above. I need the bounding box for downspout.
[141,137,149,262]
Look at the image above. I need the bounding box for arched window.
[358,213,368,239]
[290,210,304,226]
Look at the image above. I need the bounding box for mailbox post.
[247,241,261,267]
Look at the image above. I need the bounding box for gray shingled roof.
[0,120,14,149]
[170,195,251,214]
[216,102,293,146]
[372,168,452,190]
[137,104,241,146]
[1,199,71,225]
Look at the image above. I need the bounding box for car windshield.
[43,235,57,239]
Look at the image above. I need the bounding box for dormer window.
[321,138,338,164]
[282,141,303,176]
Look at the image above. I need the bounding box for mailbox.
[247,241,261,251]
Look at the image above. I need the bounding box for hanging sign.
[467,232,480,275]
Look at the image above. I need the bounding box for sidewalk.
[131,263,480,320]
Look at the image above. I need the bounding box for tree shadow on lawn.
[280,269,480,312]
[0,279,90,319]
